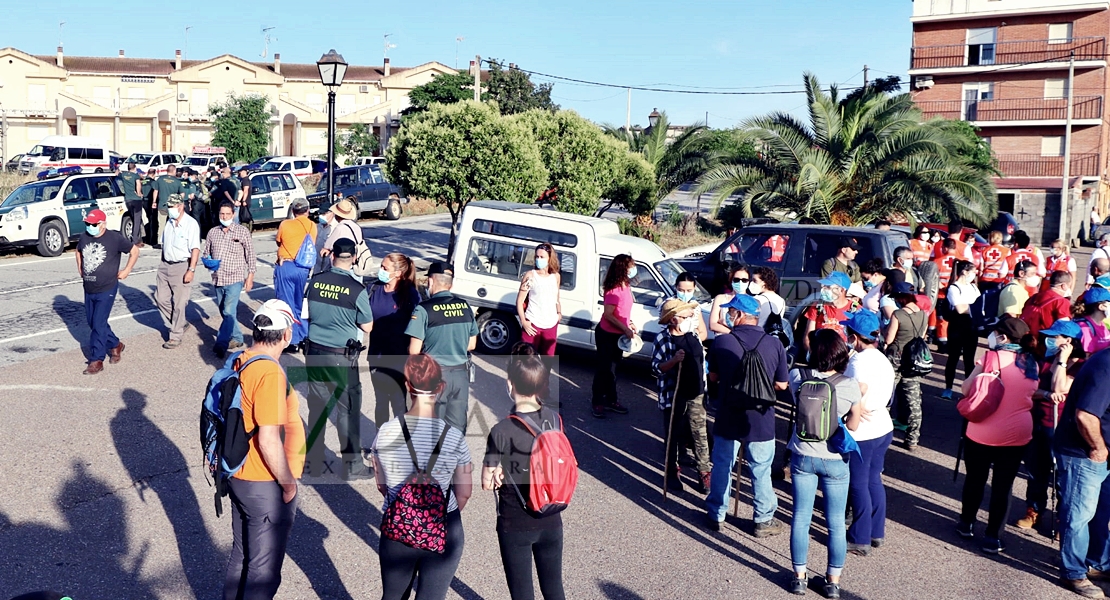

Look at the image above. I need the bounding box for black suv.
[306,165,406,220]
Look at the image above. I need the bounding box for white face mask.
[678,317,696,334]
[167,207,181,220]
[1025,275,1042,288]
[747,282,764,295]
[987,332,1001,350]
[919,233,930,241]
[900,258,914,269]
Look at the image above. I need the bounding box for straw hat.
[329,199,357,220]
[659,298,699,325]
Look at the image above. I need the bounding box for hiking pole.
[1051,403,1059,542]
[953,418,968,482]
[662,362,683,502]
[731,442,743,518]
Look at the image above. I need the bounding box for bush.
[617,217,658,243]
[665,203,684,228]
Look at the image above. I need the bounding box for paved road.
[0,216,1089,599]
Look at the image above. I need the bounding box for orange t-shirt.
[233,350,306,481]
[275,215,318,262]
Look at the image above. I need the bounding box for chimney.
[56,46,63,68]
[118,49,125,58]
[383,57,391,77]
[273,53,281,75]
[469,59,476,76]
[175,49,181,70]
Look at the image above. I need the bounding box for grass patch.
[656,220,725,253]
[0,172,32,200]
[405,198,449,216]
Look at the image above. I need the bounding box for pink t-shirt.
[962,351,1037,447]
[600,285,633,334]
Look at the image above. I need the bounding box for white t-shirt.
[947,281,981,310]
[755,291,786,328]
[373,416,471,512]
[844,348,896,441]
[862,285,883,313]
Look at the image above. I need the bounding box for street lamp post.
[317,49,348,208]
[648,108,661,128]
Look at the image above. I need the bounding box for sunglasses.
[732,277,750,283]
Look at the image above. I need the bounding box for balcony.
[910,36,1106,71]
[917,95,1103,124]
[996,153,1099,177]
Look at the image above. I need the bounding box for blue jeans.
[213,282,244,349]
[85,285,120,362]
[847,432,892,545]
[274,261,310,345]
[791,453,850,577]
[1058,453,1110,580]
[706,438,777,524]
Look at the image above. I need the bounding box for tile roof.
[30,53,407,82]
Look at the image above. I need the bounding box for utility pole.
[473,55,481,102]
[705,111,709,127]
[863,64,869,88]
[625,88,631,132]
[1060,50,1076,242]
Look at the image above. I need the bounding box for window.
[26,125,49,141]
[801,234,875,276]
[1045,78,1068,99]
[963,82,993,120]
[598,258,665,305]
[333,170,360,188]
[1042,135,1065,156]
[281,174,296,190]
[655,259,711,303]
[1,181,62,207]
[151,155,162,166]
[471,219,578,247]
[998,193,1016,213]
[191,88,209,113]
[725,232,791,266]
[370,169,385,184]
[966,27,997,66]
[63,179,92,203]
[1049,23,1073,44]
[87,176,115,199]
[265,174,284,193]
[27,84,46,109]
[294,160,310,170]
[85,148,104,160]
[127,87,145,100]
[250,175,271,194]
[466,237,576,290]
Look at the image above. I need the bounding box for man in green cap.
[151,164,186,249]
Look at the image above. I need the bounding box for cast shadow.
[286,510,354,600]
[598,581,647,600]
[50,294,87,356]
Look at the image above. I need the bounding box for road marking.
[0,255,73,268]
[0,268,158,296]
[0,384,103,392]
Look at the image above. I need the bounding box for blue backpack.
[293,221,317,269]
[200,351,280,516]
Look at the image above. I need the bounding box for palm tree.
[696,73,997,226]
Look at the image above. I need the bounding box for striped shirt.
[372,415,471,512]
[203,223,256,286]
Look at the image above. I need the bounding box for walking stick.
[731,442,744,518]
[662,362,684,502]
[953,418,968,482]
[1051,402,1059,542]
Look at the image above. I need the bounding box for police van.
[0,172,130,256]
[243,170,309,224]
[450,201,712,360]
[18,135,113,175]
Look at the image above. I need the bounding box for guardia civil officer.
[305,237,373,479]
[406,262,478,433]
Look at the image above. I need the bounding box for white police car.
[0,170,130,257]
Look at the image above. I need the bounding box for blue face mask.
[85,224,101,236]
[318,215,329,226]
[219,218,234,228]
[819,288,837,303]
[627,266,638,280]
[535,258,548,271]
[1044,337,1060,357]
[731,282,746,295]
[863,280,875,291]
[676,290,695,302]
[377,269,391,284]
[724,311,735,329]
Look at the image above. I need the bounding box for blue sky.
[0,0,912,128]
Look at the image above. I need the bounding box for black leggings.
[498,527,566,600]
[945,313,978,390]
[960,439,1027,539]
[379,510,464,600]
[591,326,623,407]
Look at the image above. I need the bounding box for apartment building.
[0,47,459,163]
[910,0,1108,243]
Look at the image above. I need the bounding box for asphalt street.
[0,215,1088,599]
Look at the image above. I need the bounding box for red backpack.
[380,417,452,553]
[507,411,579,516]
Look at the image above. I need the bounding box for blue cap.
[1041,319,1083,339]
[818,271,852,290]
[892,282,915,295]
[840,310,881,340]
[722,294,760,315]
[1086,287,1110,304]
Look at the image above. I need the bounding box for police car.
[0,170,130,257]
[242,170,310,224]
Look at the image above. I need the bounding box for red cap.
[83,209,107,224]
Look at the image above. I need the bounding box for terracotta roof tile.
[32,53,408,82]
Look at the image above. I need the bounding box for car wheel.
[121,216,133,241]
[38,221,66,257]
[476,311,520,355]
[385,195,402,220]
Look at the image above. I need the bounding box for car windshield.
[185,157,209,166]
[128,154,153,164]
[2,181,63,208]
[27,145,55,157]
[260,161,283,171]
[655,258,711,303]
[318,170,359,191]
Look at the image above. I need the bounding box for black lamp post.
[647,108,661,129]
[317,49,348,207]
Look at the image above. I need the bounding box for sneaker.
[213,345,227,359]
[1016,507,1039,529]
[592,405,606,419]
[956,521,974,538]
[1066,578,1106,598]
[605,401,629,415]
[822,578,841,599]
[704,516,721,532]
[940,389,954,400]
[1089,568,1110,582]
[228,340,244,350]
[871,538,885,548]
[905,442,919,453]
[754,519,785,538]
[787,575,808,595]
[696,471,712,494]
[981,537,1005,554]
[847,542,872,557]
[163,339,181,349]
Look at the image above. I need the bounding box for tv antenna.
[184,26,192,60]
[261,26,277,58]
[455,36,464,69]
[383,34,396,60]
[58,21,65,48]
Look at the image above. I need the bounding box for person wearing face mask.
[941,260,981,400]
[651,299,712,493]
[749,266,787,331]
[957,318,1038,555]
[978,231,1011,293]
[516,243,563,356]
[154,194,201,350]
[1075,287,1110,354]
[998,261,1036,319]
[1088,234,1110,286]
[802,271,855,355]
[671,272,708,341]
[1021,270,1074,353]
[75,209,139,375]
[274,198,318,353]
[931,220,975,261]
[202,201,257,359]
[821,237,862,283]
[183,169,209,233]
[1042,240,1078,293]
[592,254,638,418]
[910,226,934,266]
[884,282,929,450]
[859,259,886,314]
[1016,320,1085,532]
[1008,230,1047,278]
[892,246,920,290]
[367,253,421,449]
[710,265,750,335]
[312,205,336,275]
[931,238,960,353]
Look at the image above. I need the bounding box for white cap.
[253,299,299,330]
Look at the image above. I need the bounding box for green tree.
[385,101,547,255]
[696,73,997,226]
[486,60,558,115]
[599,140,656,218]
[403,71,474,116]
[338,123,380,164]
[209,93,271,163]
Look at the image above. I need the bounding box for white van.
[451,201,712,360]
[19,135,113,175]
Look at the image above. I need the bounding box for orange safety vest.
[1006,247,1041,282]
[934,254,957,297]
[978,244,1011,283]
[1041,254,1074,292]
[932,238,970,261]
[910,239,933,265]
[762,235,787,262]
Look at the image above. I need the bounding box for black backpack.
[728,332,777,412]
[900,311,933,377]
[763,312,790,348]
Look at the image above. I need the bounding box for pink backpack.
[380,418,451,553]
